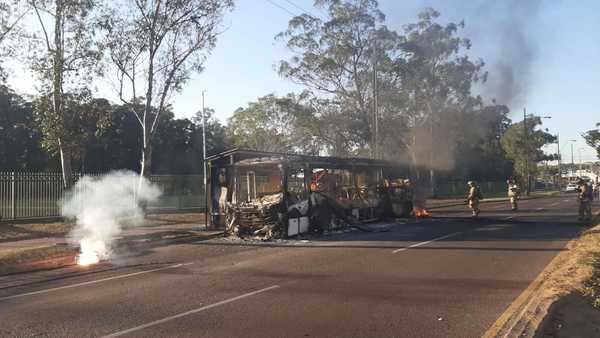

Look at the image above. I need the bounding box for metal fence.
[0,172,205,220]
[433,180,556,198]
[434,181,508,198]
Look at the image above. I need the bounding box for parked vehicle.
[564,183,578,193]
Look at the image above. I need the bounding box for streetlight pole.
[523,108,529,195]
[201,90,208,229]
[556,133,561,187]
[566,139,576,178]
[372,40,378,160]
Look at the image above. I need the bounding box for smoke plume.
[61,171,161,264]
[467,0,543,106]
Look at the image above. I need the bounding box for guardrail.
[0,172,205,220]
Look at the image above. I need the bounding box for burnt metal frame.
[205,148,404,231]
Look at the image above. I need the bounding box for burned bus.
[206,149,413,239]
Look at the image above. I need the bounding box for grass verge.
[522,221,600,337]
[0,245,77,275]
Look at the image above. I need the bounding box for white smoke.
[61,171,161,264]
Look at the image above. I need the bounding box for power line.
[282,0,311,14]
[265,0,299,16]
[284,0,328,19]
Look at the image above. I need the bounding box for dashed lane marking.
[100,285,281,338]
[0,262,193,301]
[392,232,462,254]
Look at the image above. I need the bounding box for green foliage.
[33,89,112,161]
[276,0,395,153]
[274,1,514,181]
[227,93,320,154]
[581,252,600,309]
[0,86,56,171]
[450,104,514,180]
[193,108,229,156]
[0,0,27,82]
[583,123,600,159]
[101,0,234,176]
[28,0,102,89]
[500,116,557,180]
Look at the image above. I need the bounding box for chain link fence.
[0,172,205,220]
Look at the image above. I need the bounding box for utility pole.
[564,139,576,178]
[556,133,561,172]
[201,90,208,229]
[523,108,529,195]
[372,40,379,160]
[556,133,561,186]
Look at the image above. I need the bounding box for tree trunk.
[138,137,153,213]
[58,138,73,189]
[140,136,153,178]
[54,1,71,189]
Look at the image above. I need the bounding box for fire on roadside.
[412,207,430,218]
[77,250,100,266]
[76,239,104,266]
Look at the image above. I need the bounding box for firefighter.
[466,181,481,217]
[577,178,592,221]
[507,179,520,211]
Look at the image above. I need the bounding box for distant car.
[564,183,578,193]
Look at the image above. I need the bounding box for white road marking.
[504,216,514,220]
[0,262,193,301]
[536,207,544,211]
[100,285,281,338]
[392,232,462,254]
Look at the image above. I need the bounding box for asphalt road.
[0,194,597,338]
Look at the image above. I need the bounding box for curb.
[482,250,566,338]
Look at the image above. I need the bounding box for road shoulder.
[0,213,221,276]
[485,219,600,338]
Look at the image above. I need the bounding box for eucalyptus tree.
[0,1,28,82]
[101,0,233,177]
[276,0,401,156]
[26,0,103,187]
[584,124,600,159]
[227,93,319,154]
[500,116,557,184]
[393,8,486,184]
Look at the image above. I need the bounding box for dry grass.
[0,245,77,275]
[0,212,204,275]
[529,222,600,337]
[143,212,206,227]
[579,235,600,308]
[543,224,600,304]
[0,212,204,242]
[0,221,75,242]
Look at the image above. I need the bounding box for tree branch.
[31,2,53,52]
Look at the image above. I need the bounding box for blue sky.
[177,0,599,162]
[8,0,600,162]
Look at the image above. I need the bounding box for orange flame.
[412,207,430,217]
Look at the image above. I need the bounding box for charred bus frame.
[206,149,412,238]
